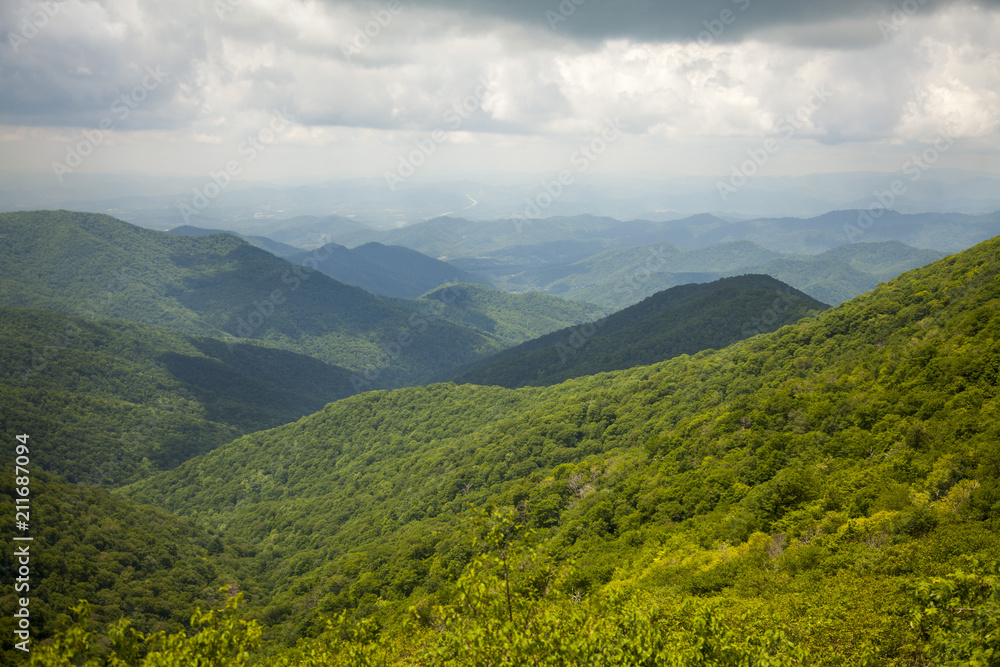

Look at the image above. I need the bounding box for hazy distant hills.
[172,224,492,299]
[165,207,997,310]
[752,241,946,306]
[286,241,489,299]
[243,214,375,250]
[0,306,357,485]
[243,209,991,308]
[537,239,945,308]
[7,170,997,228]
[312,213,692,259]
[291,209,1000,258]
[0,210,502,387]
[454,275,827,388]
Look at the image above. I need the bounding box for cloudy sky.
[1,0,998,189]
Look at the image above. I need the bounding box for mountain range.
[6,171,999,227]
[169,225,490,299]
[176,209,991,309]
[0,211,509,389]
[2,208,999,663]
[113,232,1000,663]
[454,274,828,388]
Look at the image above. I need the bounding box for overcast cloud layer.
[0,0,997,185]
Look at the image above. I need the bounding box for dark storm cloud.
[349,0,996,47]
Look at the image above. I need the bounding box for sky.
[1,0,998,191]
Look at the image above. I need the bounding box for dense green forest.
[6,210,1000,664]
[0,307,359,485]
[48,234,991,664]
[0,470,255,665]
[455,275,827,388]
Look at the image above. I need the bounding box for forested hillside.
[0,307,357,485]
[455,275,827,388]
[65,234,1000,664]
[0,470,253,666]
[169,225,303,258]
[0,210,503,387]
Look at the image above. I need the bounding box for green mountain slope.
[119,235,1000,661]
[0,307,356,485]
[454,275,828,388]
[168,225,303,258]
[0,210,501,387]
[0,470,253,665]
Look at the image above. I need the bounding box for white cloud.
[0,0,996,180]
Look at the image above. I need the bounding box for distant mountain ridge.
[278,209,1000,257]
[557,239,945,308]
[286,241,489,299]
[413,283,604,352]
[246,209,989,309]
[168,224,302,257]
[454,274,828,388]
